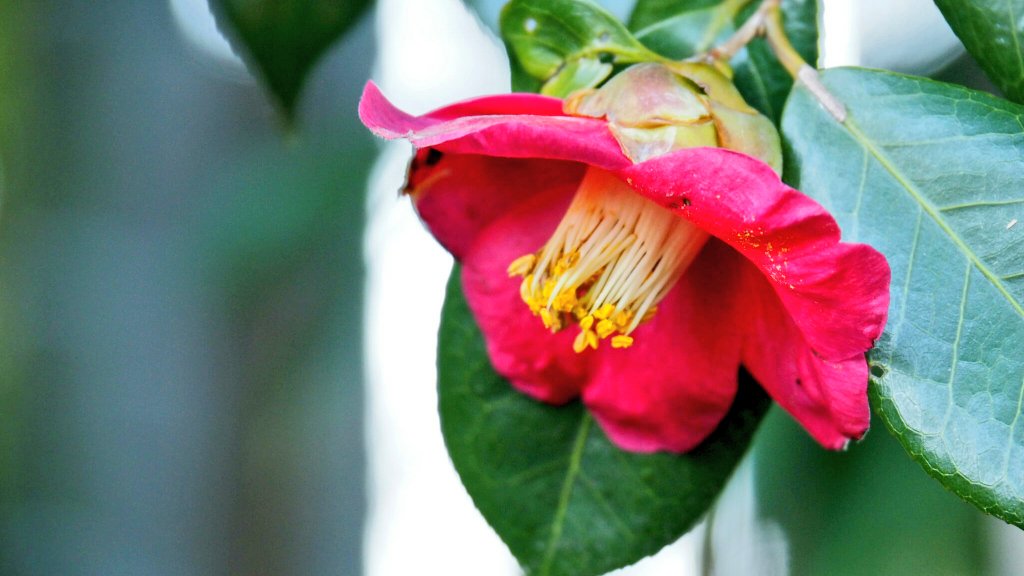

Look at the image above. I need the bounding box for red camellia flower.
[359,64,890,453]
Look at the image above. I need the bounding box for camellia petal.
[619,148,890,362]
[461,188,590,404]
[582,241,747,453]
[406,150,585,259]
[359,82,629,170]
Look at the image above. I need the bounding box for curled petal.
[619,147,890,362]
[358,82,630,170]
[737,258,870,447]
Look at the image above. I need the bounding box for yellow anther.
[507,254,536,277]
[611,335,634,349]
[553,291,577,312]
[642,306,658,322]
[596,319,617,339]
[593,303,616,320]
[539,308,559,331]
[613,311,632,330]
[542,280,555,299]
[579,315,595,331]
[572,329,598,354]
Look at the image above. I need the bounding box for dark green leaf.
[438,268,771,576]
[209,0,371,123]
[629,0,818,122]
[782,67,1024,527]
[500,0,658,94]
[934,0,1024,103]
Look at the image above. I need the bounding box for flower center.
[507,168,709,353]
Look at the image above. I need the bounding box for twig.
[695,0,848,123]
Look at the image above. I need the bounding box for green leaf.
[438,268,771,575]
[209,0,371,123]
[629,0,818,122]
[782,67,1024,527]
[934,0,1024,104]
[500,0,659,94]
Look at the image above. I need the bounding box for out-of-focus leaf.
[209,0,371,122]
[934,0,1024,103]
[438,269,771,576]
[500,0,660,93]
[628,0,817,122]
[783,67,1024,527]
[756,408,989,576]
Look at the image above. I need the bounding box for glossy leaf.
[438,268,771,576]
[209,0,371,122]
[934,0,1024,103]
[783,67,1024,527]
[500,0,659,93]
[629,0,818,122]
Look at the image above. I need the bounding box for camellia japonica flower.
[359,63,891,453]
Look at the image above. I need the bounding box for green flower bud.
[563,62,782,174]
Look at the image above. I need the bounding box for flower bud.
[563,62,782,173]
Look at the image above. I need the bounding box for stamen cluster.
[508,169,709,353]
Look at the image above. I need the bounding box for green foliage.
[757,409,988,576]
[628,0,818,122]
[934,0,1024,103]
[438,269,771,576]
[209,0,371,123]
[782,67,1024,528]
[500,0,660,93]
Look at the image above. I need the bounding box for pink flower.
[359,72,890,453]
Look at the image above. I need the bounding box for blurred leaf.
[438,269,771,576]
[209,0,371,123]
[500,0,659,93]
[934,0,1024,103]
[783,67,1024,527]
[756,407,988,576]
[629,0,817,122]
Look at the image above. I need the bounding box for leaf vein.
[844,119,1024,319]
[539,412,593,576]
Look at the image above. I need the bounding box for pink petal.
[618,147,890,362]
[582,241,746,453]
[736,259,870,448]
[358,82,630,170]
[359,81,565,139]
[460,187,589,403]
[407,151,585,259]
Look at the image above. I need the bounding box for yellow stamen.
[611,335,634,349]
[507,254,536,277]
[508,168,709,353]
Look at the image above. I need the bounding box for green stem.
[699,0,848,123]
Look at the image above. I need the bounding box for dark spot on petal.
[870,364,886,378]
[794,378,802,388]
[425,148,443,166]
[667,197,691,210]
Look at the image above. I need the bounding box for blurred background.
[0,0,1017,575]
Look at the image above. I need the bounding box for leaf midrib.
[538,413,593,576]
[842,118,1024,319]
